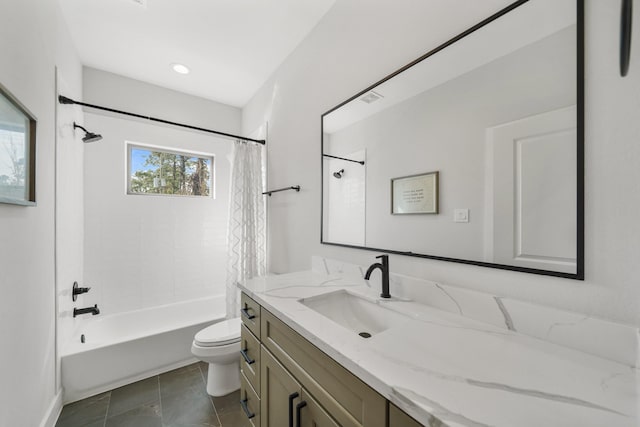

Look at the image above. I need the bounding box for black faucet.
[73,304,100,317]
[364,254,391,298]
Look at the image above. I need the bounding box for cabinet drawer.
[261,309,385,427]
[240,371,260,427]
[240,292,261,339]
[240,324,261,395]
[389,403,424,427]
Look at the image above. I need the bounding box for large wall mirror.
[321,0,584,279]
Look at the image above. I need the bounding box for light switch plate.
[454,208,469,223]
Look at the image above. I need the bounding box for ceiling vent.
[359,91,383,104]
[129,0,147,8]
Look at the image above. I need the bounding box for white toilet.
[191,317,242,396]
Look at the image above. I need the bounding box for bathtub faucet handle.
[72,281,92,301]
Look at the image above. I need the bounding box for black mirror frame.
[320,0,584,281]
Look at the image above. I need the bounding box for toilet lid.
[194,317,241,347]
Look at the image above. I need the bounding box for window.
[0,83,36,206]
[127,143,213,197]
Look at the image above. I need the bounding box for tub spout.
[74,304,100,317]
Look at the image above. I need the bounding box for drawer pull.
[241,307,256,320]
[240,398,255,419]
[288,392,299,427]
[295,401,307,427]
[240,348,255,365]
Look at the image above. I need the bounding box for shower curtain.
[225,140,266,318]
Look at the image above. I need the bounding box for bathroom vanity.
[239,291,398,427]
[237,261,638,427]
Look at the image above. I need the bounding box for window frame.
[0,81,37,206]
[125,141,215,199]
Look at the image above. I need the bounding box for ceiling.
[58,0,337,107]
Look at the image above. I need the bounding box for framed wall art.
[391,171,438,215]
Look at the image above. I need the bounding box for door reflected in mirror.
[321,0,583,279]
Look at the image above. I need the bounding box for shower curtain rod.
[58,95,266,145]
[322,154,365,165]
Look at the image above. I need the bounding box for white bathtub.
[61,295,225,403]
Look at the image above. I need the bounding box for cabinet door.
[261,346,302,427]
[389,403,424,427]
[261,308,386,427]
[299,389,340,427]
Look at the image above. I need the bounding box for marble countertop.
[239,271,639,427]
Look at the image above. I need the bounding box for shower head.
[333,169,344,179]
[73,122,103,143]
[82,132,103,143]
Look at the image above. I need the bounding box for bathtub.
[61,295,225,403]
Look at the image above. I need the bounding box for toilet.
[191,317,241,396]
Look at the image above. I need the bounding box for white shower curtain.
[225,140,266,318]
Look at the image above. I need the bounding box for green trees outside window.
[128,145,213,197]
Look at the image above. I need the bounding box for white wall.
[243,0,640,326]
[82,69,240,316]
[83,68,242,132]
[0,1,83,426]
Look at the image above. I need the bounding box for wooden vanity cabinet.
[388,403,423,427]
[300,389,341,427]
[261,340,342,427]
[239,371,261,427]
[239,293,262,427]
[240,292,261,338]
[261,348,300,427]
[239,292,423,427]
[240,323,261,392]
[260,309,385,427]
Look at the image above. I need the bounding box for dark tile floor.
[55,362,242,427]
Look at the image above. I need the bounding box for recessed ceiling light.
[171,63,190,75]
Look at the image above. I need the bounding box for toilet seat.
[194,317,241,347]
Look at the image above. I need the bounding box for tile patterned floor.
[55,362,242,427]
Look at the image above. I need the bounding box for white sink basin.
[300,290,410,337]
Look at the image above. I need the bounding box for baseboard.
[39,389,63,427]
[63,357,198,404]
